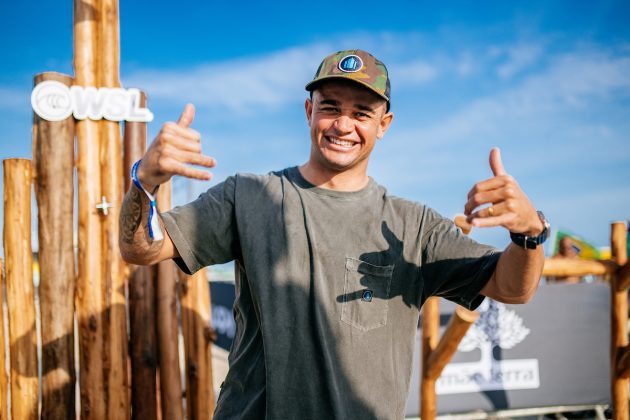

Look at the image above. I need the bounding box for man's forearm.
[482,244,544,304]
[119,185,165,265]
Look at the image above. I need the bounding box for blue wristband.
[131,160,163,241]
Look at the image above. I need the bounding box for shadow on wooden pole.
[156,181,184,420]
[32,71,77,419]
[179,267,216,419]
[0,257,7,420]
[74,0,106,417]
[611,221,629,420]
[123,91,160,420]
[3,159,38,420]
[97,0,130,416]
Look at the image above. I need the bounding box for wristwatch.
[510,211,550,249]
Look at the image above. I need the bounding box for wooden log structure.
[156,181,184,420]
[123,91,160,420]
[610,221,629,420]
[0,258,7,420]
[179,267,216,418]
[74,0,107,417]
[542,258,618,277]
[3,159,38,419]
[425,306,479,380]
[97,0,130,416]
[420,298,478,420]
[420,297,439,420]
[32,71,77,419]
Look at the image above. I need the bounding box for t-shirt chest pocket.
[340,257,394,332]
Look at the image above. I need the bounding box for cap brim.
[305,75,389,102]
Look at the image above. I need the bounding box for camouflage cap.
[305,49,391,106]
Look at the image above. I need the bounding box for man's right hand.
[136,103,217,192]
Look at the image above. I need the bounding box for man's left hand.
[464,148,543,236]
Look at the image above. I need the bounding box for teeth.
[329,137,354,147]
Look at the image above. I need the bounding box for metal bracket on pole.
[96,196,114,216]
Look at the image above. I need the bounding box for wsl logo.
[31,80,154,123]
[338,55,363,73]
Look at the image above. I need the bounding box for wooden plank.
[97,0,130,417]
[0,258,8,420]
[155,181,184,420]
[123,95,159,420]
[611,221,628,420]
[542,258,617,277]
[3,159,38,419]
[32,71,77,419]
[74,0,106,417]
[420,297,439,420]
[179,268,215,418]
[426,306,478,380]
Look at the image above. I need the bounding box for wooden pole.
[611,221,629,420]
[3,159,38,420]
[0,258,8,420]
[156,181,184,420]
[426,307,479,380]
[74,0,106,417]
[32,71,77,419]
[123,93,160,420]
[97,0,130,417]
[543,258,617,277]
[179,268,216,418]
[420,297,439,420]
[123,91,147,193]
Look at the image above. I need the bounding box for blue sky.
[1,0,629,253]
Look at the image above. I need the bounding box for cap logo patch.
[338,55,363,73]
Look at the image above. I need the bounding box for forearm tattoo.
[120,186,145,244]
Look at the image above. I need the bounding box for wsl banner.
[31,80,154,122]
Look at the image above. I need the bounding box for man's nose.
[333,115,353,133]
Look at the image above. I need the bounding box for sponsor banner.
[208,281,610,414]
[210,281,237,351]
[405,283,610,415]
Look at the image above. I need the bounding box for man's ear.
[305,98,313,127]
[377,111,394,139]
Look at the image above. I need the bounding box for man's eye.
[321,107,338,113]
[355,112,370,119]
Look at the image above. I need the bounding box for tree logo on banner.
[436,300,540,395]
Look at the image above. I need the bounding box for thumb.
[177,103,195,128]
[489,147,507,176]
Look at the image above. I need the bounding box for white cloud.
[398,49,630,148]
[123,43,333,112]
[497,44,542,79]
[389,60,438,86]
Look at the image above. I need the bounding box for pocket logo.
[361,289,374,302]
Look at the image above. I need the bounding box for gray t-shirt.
[161,167,500,420]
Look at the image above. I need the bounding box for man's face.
[305,80,393,175]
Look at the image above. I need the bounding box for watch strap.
[510,211,549,249]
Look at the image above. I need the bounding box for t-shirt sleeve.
[161,176,239,275]
[420,207,501,310]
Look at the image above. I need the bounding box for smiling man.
[120,50,547,419]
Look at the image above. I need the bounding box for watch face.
[537,211,550,232]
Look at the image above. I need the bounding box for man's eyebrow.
[318,99,339,106]
[355,104,376,113]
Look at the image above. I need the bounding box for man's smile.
[325,136,358,149]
